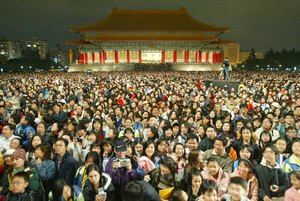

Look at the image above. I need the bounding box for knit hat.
[12,148,26,160]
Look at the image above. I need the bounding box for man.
[198,126,217,152]
[223,57,230,80]
[255,117,280,143]
[254,145,288,201]
[54,138,78,185]
[14,115,36,150]
[202,136,233,173]
[0,123,19,152]
[283,126,299,154]
[121,181,160,201]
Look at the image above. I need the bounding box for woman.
[183,150,204,185]
[35,144,56,200]
[93,118,105,143]
[258,131,272,150]
[232,144,258,171]
[233,126,261,161]
[149,156,180,191]
[74,151,100,195]
[201,157,230,198]
[50,178,83,201]
[231,158,259,201]
[170,143,187,181]
[142,140,159,167]
[102,139,115,172]
[27,134,43,167]
[82,164,116,201]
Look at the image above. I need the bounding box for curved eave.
[65,39,93,45]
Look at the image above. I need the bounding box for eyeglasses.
[55,144,65,148]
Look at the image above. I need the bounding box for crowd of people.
[134,63,172,71]
[0,70,299,201]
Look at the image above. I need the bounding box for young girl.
[285,171,300,201]
[258,131,272,150]
[201,157,230,198]
[27,135,42,167]
[186,170,203,201]
[196,179,218,201]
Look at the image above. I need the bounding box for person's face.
[88,170,100,186]
[287,129,297,139]
[261,133,270,143]
[146,128,154,138]
[88,134,97,143]
[2,126,13,138]
[106,117,113,127]
[227,183,246,201]
[203,190,218,201]
[206,128,216,139]
[93,121,101,131]
[207,161,220,176]
[222,123,230,132]
[135,143,143,155]
[285,116,294,124]
[175,145,184,158]
[262,119,272,129]
[164,128,173,137]
[32,136,42,149]
[103,143,112,155]
[290,174,300,189]
[55,141,67,157]
[4,155,13,166]
[242,129,251,141]
[253,120,261,128]
[172,126,179,134]
[215,121,222,129]
[92,147,101,156]
[85,157,94,167]
[275,140,286,153]
[34,147,44,159]
[145,143,155,158]
[292,142,300,156]
[10,139,21,149]
[239,148,251,159]
[37,124,46,135]
[12,157,25,168]
[125,119,132,128]
[160,164,171,175]
[263,147,276,164]
[187,139,198,151]
[10,176,28,194]
[236,122,244,131]
[237,162,251,175]
[181,125,188,134]
[214,140,225,155]
[192,175,202,189]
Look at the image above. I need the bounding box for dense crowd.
[0,71,299,201]
[134,63,172,71]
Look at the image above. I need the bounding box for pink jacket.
[285,186,300,201]
[201,168,230,198]
[231,171,258,201]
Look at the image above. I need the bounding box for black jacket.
[82,172,116,201]
[54,152,78,185]
[198,137,214,152]
[254,161,288,200]
[4,190,39,201]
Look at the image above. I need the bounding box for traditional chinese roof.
[70,7,230,33]
[66,39,93,45]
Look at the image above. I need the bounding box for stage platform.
[69,63,222,72]
[204,80,239,91]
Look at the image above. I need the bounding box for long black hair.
[52,179,74,201]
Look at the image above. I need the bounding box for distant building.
[240,51,264,63]
[222,43,240,65]
[25,36,48,59]
[0,37,22,60]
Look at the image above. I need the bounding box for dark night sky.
[1,0,300,52]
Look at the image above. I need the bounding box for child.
[186,170,203,201]
[282,139,300,173]
[5,171,39,201]
[285,171,300,201]
[196,179,218,201]
[274,137,288,167]
[221,177,250,201]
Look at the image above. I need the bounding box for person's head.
[286,126,298,139]
[292,138,300,157]
[263,145,279,165]
[290,171,300,189]
[238,144,253,160]
[274,137,287,154]
[2,123,15,139]
[3,149,15,167]
[156,138,169,155]
[213,136,227,155]
[10,171,29,194]
[11,148,26,168]
[240,126,253,142]
[142,140,156,161]
[169,190,188,201]
[52,179,73,201]
[160,156,176,176]
[236,119,245,131]
[188,150,202,168]
[35,144,52,161]
[207,157,221,177]
[86,164,102,186]
[259,131,272,146]
[30,135,42,150]
[146,126,159,140]
[189,169,203,189]
[10,138,22,150]
[121,181,145,201]
[124,128,135,141]
[90,143,101,156]
[237,158,252,175]
[206,126,217,140]
[102,139,114,157]
[85,151,100,167]
[227,177,248,201]
[262,118,273,130]
[173,143,186,159]
[54,138,68,157]
[36,122,46,135]
[115,140,127,159]
[134,140,143,156]
[200,179,218,201]
[186,134,199,151]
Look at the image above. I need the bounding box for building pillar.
[103,50,106,62]
[84,52,88,64]
[79,52,83,64]
[115,50,119,63]
[199,50,202,63]
[127,50,130,63]
[92,52,95,64]
[195,51,199,63]
[205,52,209,63]
[162,50,165,64]
[173,50,177,63]
[138,50,142,64]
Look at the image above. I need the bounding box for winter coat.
[282,154,300,173]
[54,152,78,185]
[82,172,116,201]
[4,190,39,201]
[284,186,300,201]
[254,159,288,200]
[202,149,233,173]
[221,193,250,201]
[198,137,215,152]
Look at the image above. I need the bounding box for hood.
[260,157,280,169]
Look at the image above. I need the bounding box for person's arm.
[249,177,259,201]
[37,160,56,181]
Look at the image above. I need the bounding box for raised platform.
[204,80,239,91]
[69,63,222,72]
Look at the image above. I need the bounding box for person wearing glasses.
[54,138,78,185]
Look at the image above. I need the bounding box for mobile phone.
[98,187,106,196]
